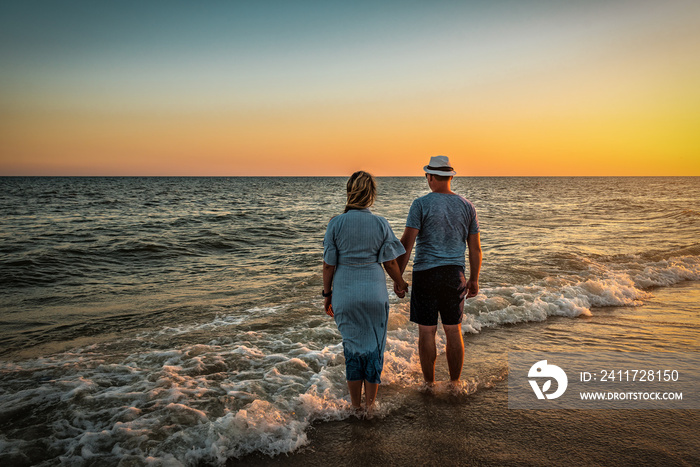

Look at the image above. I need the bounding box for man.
[395,155,482,388]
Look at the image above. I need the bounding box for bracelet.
[322,289,332,297]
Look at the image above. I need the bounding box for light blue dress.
[323,208,405,384]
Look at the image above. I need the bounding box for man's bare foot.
[419,381,436,393]
[447,379,466,395]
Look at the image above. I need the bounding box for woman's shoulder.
[362,210,386,221]
[368,213,394,233]
[346,210,390,228]
[330,210,388,225]
[327,210,357,225]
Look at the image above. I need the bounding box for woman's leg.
[363,380,379,409]
[347,380,363,408]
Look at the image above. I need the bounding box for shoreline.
[231,283,700,466]
[231,380,699,466]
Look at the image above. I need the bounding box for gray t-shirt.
[406,192,480,271]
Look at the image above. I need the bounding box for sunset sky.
[1,0,698,176]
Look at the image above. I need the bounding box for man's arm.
[396,227,419,275]
[465,232,482,298]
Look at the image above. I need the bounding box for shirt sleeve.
[377,218,406,263]
[406,199,422,230]
[323,218,338,265]
[467,201,480,235]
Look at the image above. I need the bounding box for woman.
[322,171,409,412]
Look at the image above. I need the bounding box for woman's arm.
[383,259,408,298]
[322,261,335,317]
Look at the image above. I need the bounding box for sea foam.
[0,255,698,465]
[462,255,699,333]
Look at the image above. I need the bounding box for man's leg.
[443,323,464,383]
[418,324,438,383]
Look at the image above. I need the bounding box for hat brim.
[423,165,456,176]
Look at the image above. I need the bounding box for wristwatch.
[322,289,332,297]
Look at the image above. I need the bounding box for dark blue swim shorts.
[410,265,465,326]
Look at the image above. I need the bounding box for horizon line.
[2,174,700,178]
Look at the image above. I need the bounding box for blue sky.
[1,0,698,175]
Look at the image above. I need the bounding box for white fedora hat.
[423,155,456,176]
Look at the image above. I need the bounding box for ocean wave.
[647,209,700,221]
[1,252,698,465]
[462,255,700,333]
[633,256,700,287]
[0,232,252,290]
[0,295,434,465]
[0,331,351,464]
[0,301,512,466]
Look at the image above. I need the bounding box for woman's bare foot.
[350,405,364,418]
[364,400,379,419]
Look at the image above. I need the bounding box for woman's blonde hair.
[345,171,376,212]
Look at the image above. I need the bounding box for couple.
[322,155,482,411]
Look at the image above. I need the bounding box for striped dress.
[323,208,405,384]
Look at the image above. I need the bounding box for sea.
[0,176,698,466]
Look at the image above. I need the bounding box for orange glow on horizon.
[2,97,698,176]
[1,3,698,177]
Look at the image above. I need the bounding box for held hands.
[393,280,409,299]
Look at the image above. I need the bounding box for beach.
[1,176,698,465]
[235,282,700,466]
[236,388,699,467]
[3,0,700,463]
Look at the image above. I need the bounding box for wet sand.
[231,380,699,466]
[229,283,700,466]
